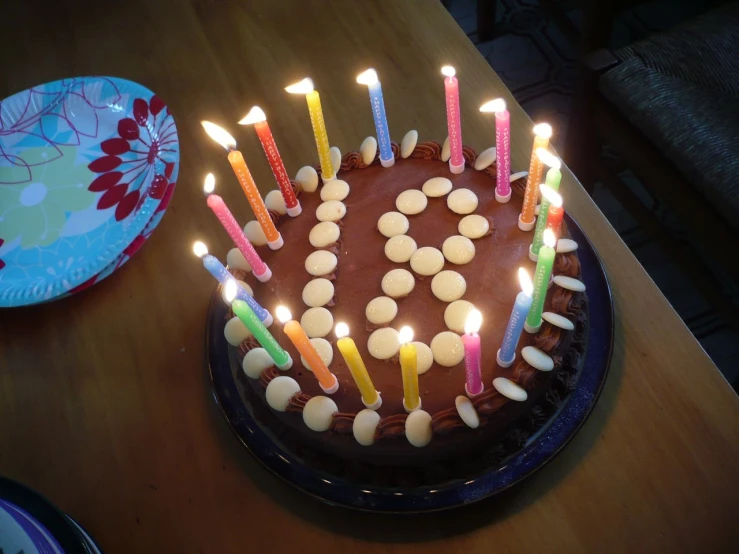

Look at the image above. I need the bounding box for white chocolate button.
[410,247,444,276]
[444,300,476,333]
[542,311,575,331]
[316,200,346,222]
[265,189,288,214]
[381,269,415,298]
[243,220,268,246]
[300,308,334,338]
[367,327,400,360]
[329,146,341,174]
[413,341,433,375]
[304,250,338,276]
[442,235,475,265]
[302,278,335,307]
[441,136,451,162]
[365,296,398,325]
[431,271,467,302]
[227,248,252,273]
[401,129,418,158]
[458,214,490,239]
[320,179,350,201]
[553,275,586,292]
[309,221,340,248]
[556,238,578,253]
[521,346,554,372]
[455,396,480,428]
[474,146,497,170]
[242,347,274,379]
[422,176,453,198]
[300,338,334,371]
[396,189,428,215]
[265,376,301,412]
[385,235,417,263]
[353,408,381,446]
[377,211,409,237]
[493,377,528,401]
[447,188,478,214]
[430,331,465,367]
[221,279,253,305]
[510,170,529,182]
[360,136,378,166]
[303,396,338,432]
[225,316,251,346]
[405,409,432,447]
[295,165,319,193]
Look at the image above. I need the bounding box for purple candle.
[462,308,484,397]
[480,98,511,203]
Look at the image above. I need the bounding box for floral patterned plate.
[0,77,179,307]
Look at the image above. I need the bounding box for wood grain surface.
[1,1,738,552]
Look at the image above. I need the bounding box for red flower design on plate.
[87,96,177,221]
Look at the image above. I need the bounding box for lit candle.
[356,69,394,167]
[480,98,511,203]
[497,268,534,367]
[529,149,562,261]
[399,326,421,412]
[203,174,272,282]
[525,230,557,334]
[225,280,291,368]
[462,309,484,397]
[238,107,302,217]
[441,66,465,175]
[519,123,553,231]
[193,241,273,325]
[543,187,564,237]
[276,306,338,394]
[335,323,381,409]
[285,78,335,182]
[201,121,283,250]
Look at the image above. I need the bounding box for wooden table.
[1,1,737,552]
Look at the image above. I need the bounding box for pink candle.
[203,174,271,282]
[442,66,465,175]
[480,99,511,203]
[462,309,484,397]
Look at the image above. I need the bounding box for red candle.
[239,107,301,217]
[541,186,564,237]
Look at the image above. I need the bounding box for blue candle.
[193,241,273,326]
[357,69,394,167]
[497,268,534,367]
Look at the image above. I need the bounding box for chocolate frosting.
[431,407,467,434]
[376,414,407,439]
[473,388,510,416]
[534,324,562,353]
[512,361,539,389]
[287,392,311,413]
[330,413,356,435]
[551,288,580,319]
[555,252,580,277]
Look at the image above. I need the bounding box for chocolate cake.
[225,137,588,473]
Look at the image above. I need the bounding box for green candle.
[529,150,562,261]
[525,230,557,334]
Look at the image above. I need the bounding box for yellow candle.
[201,121,283,250]
[398,326,420,412]
[285,78,335,181]
[276,306,338,394]
[519,123,553,231]
[335,323,381,409]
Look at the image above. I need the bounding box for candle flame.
[224,279,238,303]
[275,305,292,323]
[201,121,237,150]
[192,241,208,258]
[238,106,267,125]
[464,309,482,334]
[480,98,506,113]
[356,68,378,86]
[398,325,414,344]
[285,78,314,95]
[335,322,349,339]
[441,66,456,77]
[536,148,561,169]
[203,173,216,194]
[533,123,553,139]
[540,185,562,208]
[544,229,556,248]
[518,268,533,296]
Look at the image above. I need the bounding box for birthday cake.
[221,134,588,474]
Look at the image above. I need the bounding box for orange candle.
[276,306,339,394]
[519,123,552,231]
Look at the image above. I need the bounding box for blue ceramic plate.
[0,77,179,307]
[207,214,613,512]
